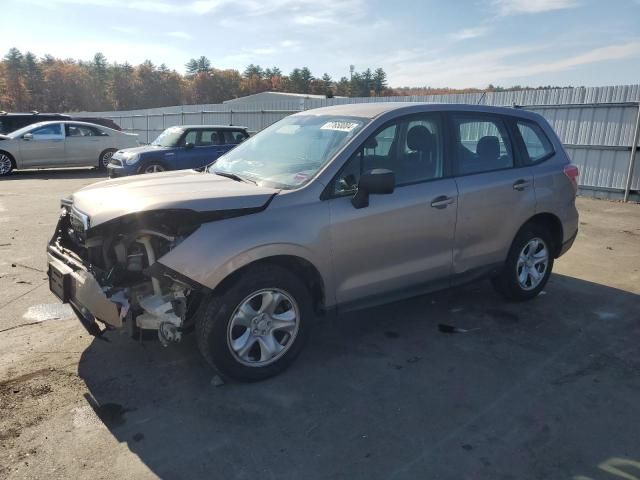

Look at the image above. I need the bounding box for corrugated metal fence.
[76,85,640,201]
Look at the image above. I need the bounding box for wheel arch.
[211,255,326,314]
[519,212,564,257]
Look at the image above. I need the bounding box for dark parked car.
[71,117,122,131]
[107,125,249,177]
[0,111,71,134]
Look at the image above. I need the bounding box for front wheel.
[196,265,313,382]
[0,153,14,176]
[139,162,166,174]
[492,226,554,301]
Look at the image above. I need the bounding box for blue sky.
[4,0,640,88]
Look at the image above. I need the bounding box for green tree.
[373,68,387,96]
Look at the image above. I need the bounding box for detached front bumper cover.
[48,245,124,336]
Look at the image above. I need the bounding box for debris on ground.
[438,323,481,334]
[211,375,225,387]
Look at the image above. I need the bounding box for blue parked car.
[107,125,249,177]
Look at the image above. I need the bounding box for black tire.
[0,152,15,176]
[492,225,555,301]
[98,149,117,170]
[138,162,166,174]
[196,264,314,382]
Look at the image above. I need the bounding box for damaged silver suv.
[48,103,579,381]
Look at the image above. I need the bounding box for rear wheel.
[0,152,14,176]
[196,264,313,382]
[98,149,117,170]
[139,162,166,174]
[492,225,554,301]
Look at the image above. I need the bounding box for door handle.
[513,179,530,191]
[431,196,454,209]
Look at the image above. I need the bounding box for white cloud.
[167,31,193,40]
[450,27,490,41]
[492,0,580,15]
[111,25,135,35]
[389,40,640,88]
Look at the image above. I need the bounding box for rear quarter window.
[516,121,554,164]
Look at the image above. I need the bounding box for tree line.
[0,48,568,113]
[0,49,394,112]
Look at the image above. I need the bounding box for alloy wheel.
[516,237,549,291]
[101,150,114,167]
[0,154,12,175]
[226,289,300,367]
[144,164,165,173]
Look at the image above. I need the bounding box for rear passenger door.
[328,113,458,307]
[64,124,103,165]
[449,112,535,277]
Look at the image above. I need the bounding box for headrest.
[407,125,434,152]
[476,136,500,159]
[363,137,378,149]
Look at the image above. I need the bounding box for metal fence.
[77,85,640,201]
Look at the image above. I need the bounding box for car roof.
[22,120,118,130]
[295,102,543,122]
[0,112,70,117]
[175,125,249,130]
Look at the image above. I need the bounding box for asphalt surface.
[1,168,639,480]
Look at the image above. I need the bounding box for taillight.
[564,164,579,186]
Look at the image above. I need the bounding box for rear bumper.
[558,229,578,257]
[47,244,124,335]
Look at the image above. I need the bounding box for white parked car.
[0,120,139,176]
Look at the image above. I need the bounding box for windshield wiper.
[214,170,256,185]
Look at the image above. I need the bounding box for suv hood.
[71,169,278,227]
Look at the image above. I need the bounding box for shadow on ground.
[78,274,640,480]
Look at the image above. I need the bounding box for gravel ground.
[1,169,639,480]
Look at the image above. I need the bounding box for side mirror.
[351,169,395,209]
[184,142,195,149]
[23,133,33,141]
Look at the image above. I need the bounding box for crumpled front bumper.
[48,244,124,335]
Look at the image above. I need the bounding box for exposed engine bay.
[48,200,208,346]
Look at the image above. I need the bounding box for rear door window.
[199,129,220,146]
[451,114,513,175]
[66,125,99,137]
[219,130,248,145]
[516,121,554,164]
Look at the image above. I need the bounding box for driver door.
[327,113,458,308]
[176,129,222,170]
[18,123,66,168]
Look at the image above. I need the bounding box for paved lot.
[1,169,639,480]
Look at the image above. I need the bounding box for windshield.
[209,115,367,189]
[152,126,184,147]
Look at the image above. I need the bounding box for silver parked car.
[0,120,138,176]
[47,103,579,381]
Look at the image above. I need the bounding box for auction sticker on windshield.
[320,121,360,132]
